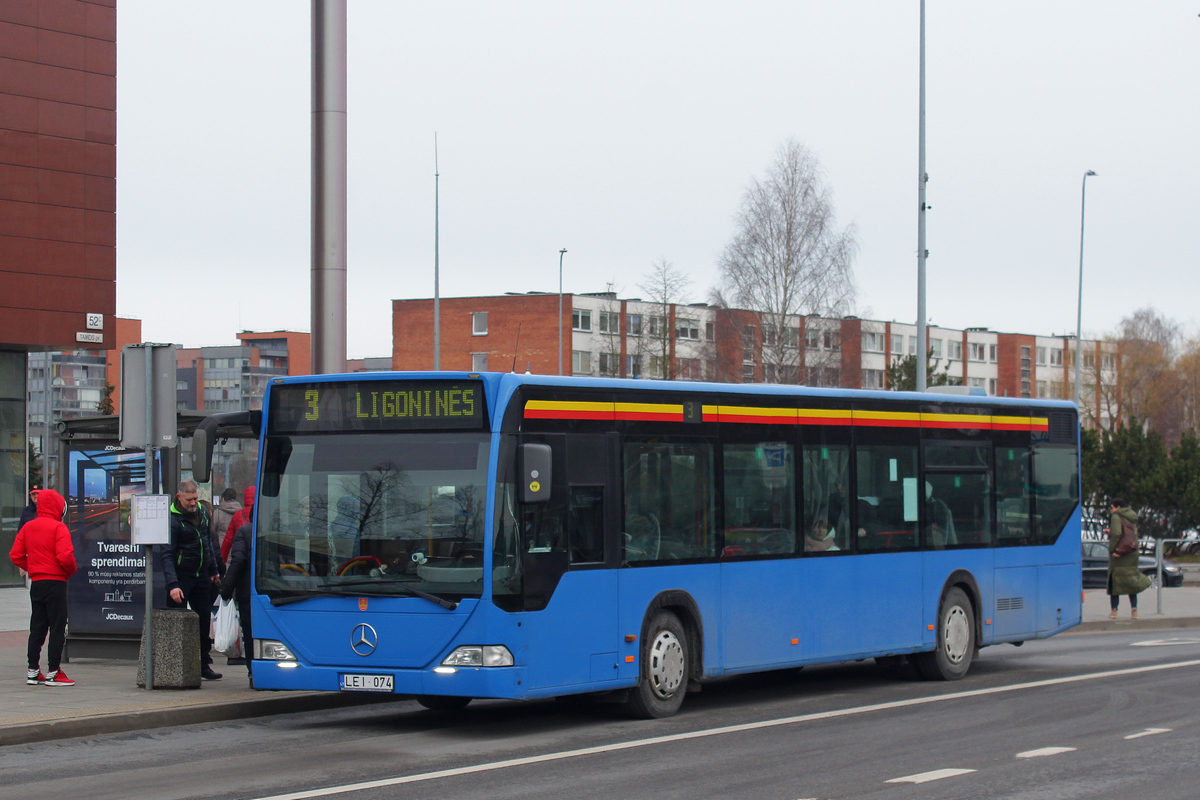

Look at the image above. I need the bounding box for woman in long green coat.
[1108,498,1151,619]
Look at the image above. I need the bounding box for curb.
[1069,617,1200,634]
[0,690,404,748]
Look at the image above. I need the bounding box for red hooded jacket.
[9,489,77,582]
[222,485,255,562]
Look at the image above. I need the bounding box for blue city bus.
[193,372,1081,717]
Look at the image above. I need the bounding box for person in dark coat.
[9,489,77,686]
[222,485,255,563]
[17,485,41,532]
[219,521,254,684]
[1108,498,1151,619]
[157,480,222,681]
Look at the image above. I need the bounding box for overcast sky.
[115,1,1200,359]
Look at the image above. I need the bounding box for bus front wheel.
[417,695,472,711]
[625,610,688,719]
[915,587,974,681]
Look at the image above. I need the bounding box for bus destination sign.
[269,380,485,433]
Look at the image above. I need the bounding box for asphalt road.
[3,630,1199,800]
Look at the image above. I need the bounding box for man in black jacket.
[157,480,222,681]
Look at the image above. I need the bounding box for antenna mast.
[433,133,441,370]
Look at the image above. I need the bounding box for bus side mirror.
[192,424,214,484]
[520,443,552,504]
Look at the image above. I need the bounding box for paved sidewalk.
[0,588,394,747]
[2,583,1199,748]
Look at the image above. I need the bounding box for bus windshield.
[255,432,491,601]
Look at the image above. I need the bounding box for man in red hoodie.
[9,488,78,687]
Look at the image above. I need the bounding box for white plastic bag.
[214,597,241,655]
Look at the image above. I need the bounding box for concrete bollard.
[137,609,202,689]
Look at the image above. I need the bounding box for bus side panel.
[799,552,924,659]
[618,563,721,680]
[922,549,994,647]
[514,569,622,692]
[721,559,802,669]
[1039,563,1082,634]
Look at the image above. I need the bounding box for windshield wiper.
[269,589,396,607]
[317,578,459,610]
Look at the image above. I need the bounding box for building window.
[626,314,643,336]
[909,336,918,356]
[1050,348,1063,367]
[676,318,700,340]
[647,315,668,338]
[1036,346,1047,365]
[743,327,756,362]
[598,352,618,376]
[677,358,701,380]
[969,377,986,390]
[989,344,998,363]
[806,328,820,350]
[471,353,488,371]
[989,378,998,395]
[626,354,642,378]
[948,340,962,361]
[892,334,904,355]
[572,350,592,374]
[862,369,884,389]
[598,310,619,334]
[472,312,488,335]
[1102,353,1115,371]
[969,342,986,362]
[742,363,756,382]
[1083,352,1095,369]
[929,339,943,359]
[705,322,715,341]
[784,326,799,348]
[862,332,885,353]
[1036,380,1048,398]
[823,330,840,350]
[572,309,591,332]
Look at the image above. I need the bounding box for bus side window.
[568,486,605,563]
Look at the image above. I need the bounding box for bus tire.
[625,610,688,719]
[417,695,472,711]
[915,587,974,681]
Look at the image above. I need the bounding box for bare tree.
[1116,308,1183,442]
[718,140,858,384]
[636,259,692,380]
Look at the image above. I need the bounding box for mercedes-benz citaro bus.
[191,372,1082,718]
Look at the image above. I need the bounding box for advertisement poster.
[66,445,165,636]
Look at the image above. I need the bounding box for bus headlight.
[441,645,514,667]
[255,639,297,661]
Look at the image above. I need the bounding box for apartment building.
[392,292,1116,428]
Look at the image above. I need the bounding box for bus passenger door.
[516,434,622,692]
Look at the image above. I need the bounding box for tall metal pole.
[558,249,567,375]
[1074,170,1097,408]
[142,348,155,691]
[311,0,347,375]
[915,0,928,392]
[439,134,444,371]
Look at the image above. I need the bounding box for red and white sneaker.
[26,669,46,686]
[45,669,75,687]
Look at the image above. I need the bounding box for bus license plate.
[339,673,394,693]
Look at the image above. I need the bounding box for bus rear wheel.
[417,695,472,711]
[625,610,688,719]
[915,587,974,681]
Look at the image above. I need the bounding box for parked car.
[1081,541,1183,588]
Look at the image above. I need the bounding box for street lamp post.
[1073,170,1097,409]
[558,248,567,376]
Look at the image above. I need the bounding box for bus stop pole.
[143,349,155,691]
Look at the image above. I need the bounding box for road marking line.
[1016,746,1076,758]
[1131,639,1200,647]
[1125,727,1172,739]
[247,658,1200,800]
[886,768,976,784]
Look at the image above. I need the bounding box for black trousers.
[167,577,216,668]
[235,597,253,675]
[28,580,68,672]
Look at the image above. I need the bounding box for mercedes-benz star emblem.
[351,623,378,657]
